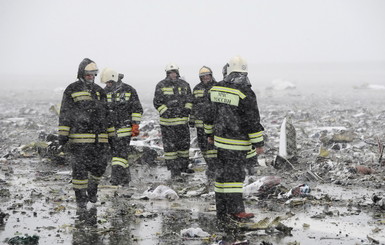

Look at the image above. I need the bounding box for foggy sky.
[0,0,384,91]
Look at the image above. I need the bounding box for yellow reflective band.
[159,117,189,126]
[98,133,108,143]
[214,187,243,193]
[96,92,100,100]
[72,91,92,102]
[249,131,264,143]
[250,136,263,143]
[161,87,174,95]
[72,179,88,189]
[195,120,204,128]
[214,182,244,193]
[58,126,70,136]
[204,124,213,134]
[72,179,89,184]
[116,127,132,137]
[194,90,204,98]
[249,131,263,138]
[72,184,88,189]
[125,92,131,100]
[211,86,246,99]
[214,136,250,145]
[164,152,178,160]
[69,134,96,143]
[107,127,116,137]
[177,150,189,157]
[246,148,257,159]
[185,103,193,109]
[132,113,142,121]
[215,142,251,151]
[112,157,129,168]
[107,93,113,102]
[211,90,240,106]
[157,104,168,115]
[89,175,102,181]
[204,149,218,158]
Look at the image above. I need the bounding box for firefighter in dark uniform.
[100,68,143,186]
[153,64,193,178]
[58,58,109,208]
[204,56,264,222]
[191,66,218,179]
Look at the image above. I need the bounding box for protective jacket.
[105,81,143,138]
[204,78,264,152]
[58,59,108,144]
[153,77,193,126]
[191,80,217,128]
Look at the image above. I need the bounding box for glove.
[131,124,140,137]
[58,135,68,146]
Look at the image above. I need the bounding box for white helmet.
[227,56,248,75]
[165,63,179,73]
[100,68,118,83]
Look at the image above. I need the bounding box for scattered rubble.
[0,87,384,244]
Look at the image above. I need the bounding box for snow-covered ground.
[0,83,384,245]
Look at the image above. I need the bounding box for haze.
[0,0,384,99]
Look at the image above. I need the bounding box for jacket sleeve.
[58,87,73,138]
[130,88,143,124]
[183,83,193,115]
[242,88,264,147]
[153,83,168,116]
[203,88,215,136]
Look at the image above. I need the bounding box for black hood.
[77,58,95,79]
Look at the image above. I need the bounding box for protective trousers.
[160,124,190,177]
[70,144,108,207]
[214,149,247,221]
[196,127,218,179]
[110,135,131,185]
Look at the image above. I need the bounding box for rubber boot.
[87,180,98,203]
[86,207,98,227]
[75,189,88,209]
[110,165,124,185]
[121,167,131,186]
[180,158,194,174]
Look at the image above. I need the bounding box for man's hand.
[207,136,214,144]
[255,146,264,154]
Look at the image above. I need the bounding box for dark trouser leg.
[88,144,108,202]
[245,148,258,175]
[197,127,217,178]
[176,124,191,173]
[161,125,180,177]
[110,137,130,185]
[70,145,90,208]
[215,149,247,217]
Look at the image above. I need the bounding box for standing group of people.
[58,55,264,224]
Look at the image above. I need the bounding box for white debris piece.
[243,176,281,197]
[180,227,210,238]
[142,185,179,200]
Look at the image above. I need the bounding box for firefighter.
[191,66,218,179]
[153,63,193,178]
[100,68,143,186]
[58,58,109,209]
[204,56,264,222]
